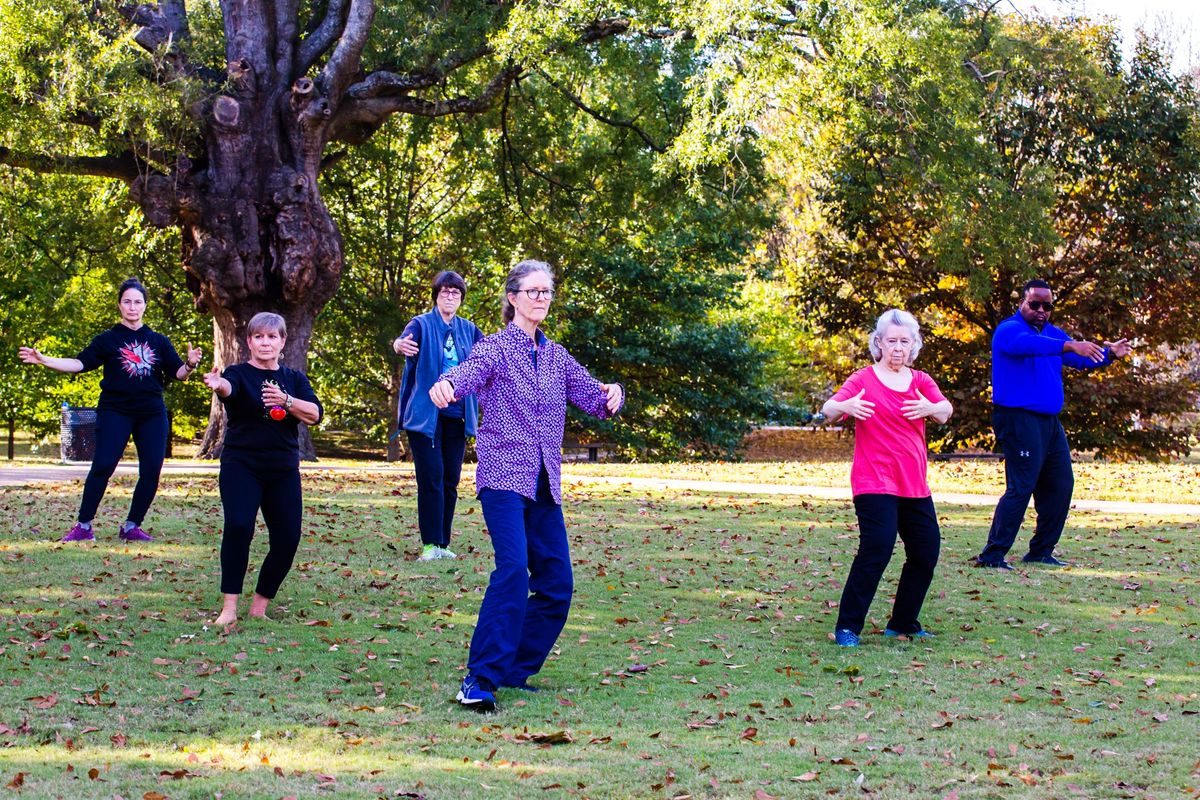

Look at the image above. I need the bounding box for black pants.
[218,458,303,599]
[78,408,168,525]
[407,416,466,547]
[836,494,941,635]
[979,407,1073,564]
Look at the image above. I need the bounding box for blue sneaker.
[1022,554,1069,567]
[834,629,860,647]
[884,628,935,639]
[456,676,496,711]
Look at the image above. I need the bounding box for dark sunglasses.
[1026,301,1054,312]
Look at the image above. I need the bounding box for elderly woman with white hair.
[821,309,953,647]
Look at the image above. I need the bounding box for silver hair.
[246,311,287,338]
[868,308,922,363]
[502,259,555,324]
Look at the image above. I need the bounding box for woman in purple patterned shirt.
[430,259,624,712]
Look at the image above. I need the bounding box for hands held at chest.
[839,389,876,420]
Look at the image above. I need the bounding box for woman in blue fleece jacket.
[393,271,484,561]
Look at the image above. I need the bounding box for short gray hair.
[868,308,922,363]
[502,259,555,324]
[246,311,287,338]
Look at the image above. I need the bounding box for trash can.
[60,405,98,462]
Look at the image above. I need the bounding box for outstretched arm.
[174,343,203,381]
[19,347,83,374]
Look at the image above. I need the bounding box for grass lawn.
[0,466,1196,799]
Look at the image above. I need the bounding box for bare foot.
[213,611,237,626]
[248,593,270,618]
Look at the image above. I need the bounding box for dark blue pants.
[218,458,303,599]
[836,494,941,635]
[406,416,466,547]
[468,470,573,690]
[78,408,168,525]
[979,407,1074,564]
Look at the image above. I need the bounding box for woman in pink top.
[821,309,953,647]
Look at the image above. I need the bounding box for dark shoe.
[456,677,496,711]
[834,629,860,647]
[884,628,935,639]
[61,523,95,542]
[975,558,1014,571]
[1022,554,1069,567]
[118,524,154,542]
[501,681,540,693]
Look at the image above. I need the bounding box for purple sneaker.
[61,523,95,542]
[118,524,154,542]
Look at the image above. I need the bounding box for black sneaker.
[1022,555,1069,567]
[456,676,496,711]
[975,558,1014,571]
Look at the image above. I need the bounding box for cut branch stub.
[226,59,255,93]
[212,96,241,127]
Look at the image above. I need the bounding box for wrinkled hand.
[1104,338,1132,358]
[602,383,623,413]
[202,366,222,390]
[394,334,419,357]
[185,343,203,368]
[429,380,455,409]
[840,388,875,420]
[18,347,43,366]
[1066,339,1105,362]
[261,382,288,408]
[901,389,935,420]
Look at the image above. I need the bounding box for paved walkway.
[1,462,1195,516]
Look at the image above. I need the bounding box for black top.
[219,363,323,468]
[76,324,185,416]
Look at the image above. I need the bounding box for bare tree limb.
[534,67,665,153]
[0,147,143,182]
[297,0,349,77]
[347,45,495,99]
[119,1,213,81]
[319,0,376,107]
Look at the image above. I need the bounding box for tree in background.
[769,1,1200,457]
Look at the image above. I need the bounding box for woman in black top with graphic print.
[19,278,202,543]
[202,312,322,626]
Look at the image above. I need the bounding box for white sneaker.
[418,544,439,561]
[437,546,457,559]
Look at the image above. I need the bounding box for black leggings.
[836,494,941,635]
[218,458,303,599]
[78,408,168,525]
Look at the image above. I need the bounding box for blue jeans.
[979,407,1074,563]
[406,416,466,547]
[468,470,573,690]
[836,494,941,635]
[78,407,168,525]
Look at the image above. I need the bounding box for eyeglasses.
[439,288,462,298]
[1026,301,1054,312]
[515,289,555,300]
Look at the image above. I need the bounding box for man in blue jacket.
[975,279,1131,570]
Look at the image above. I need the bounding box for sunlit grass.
[0,467,1196,798]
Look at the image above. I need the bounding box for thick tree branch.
[535,67,665,153]
[0,147,142,182]
[347,46,494,99]
[120,1,211,80]
[319,0,376,107]
[329,66,521,144]
[297,0,349,77]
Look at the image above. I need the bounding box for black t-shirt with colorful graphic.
[219,363,323,469]
[75,324,185,416]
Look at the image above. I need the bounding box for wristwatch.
[285,393,293,410]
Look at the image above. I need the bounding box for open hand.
[1066,339,1105,362]
[18,346,44,366]
[394,334,419,357]
[201,366,223,390]
[841,388,875,420]
[901,389,935,420]
[185,342,203,368]
[1104,338,1132,358]
[602,383,623,413]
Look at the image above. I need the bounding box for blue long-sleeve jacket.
[991,313,1111,415]
[398,311,484,437]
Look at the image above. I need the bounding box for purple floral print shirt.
[440,323,621,504]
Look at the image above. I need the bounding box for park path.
[0,462,1196,517]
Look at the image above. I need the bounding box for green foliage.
[772,0,1200,456]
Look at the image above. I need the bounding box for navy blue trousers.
[78,408,168,525]
[836,494,941,636]
[218,458,303,599]
[468,470,573,691]
[406,416,466,547]
[979,407,1074,564]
